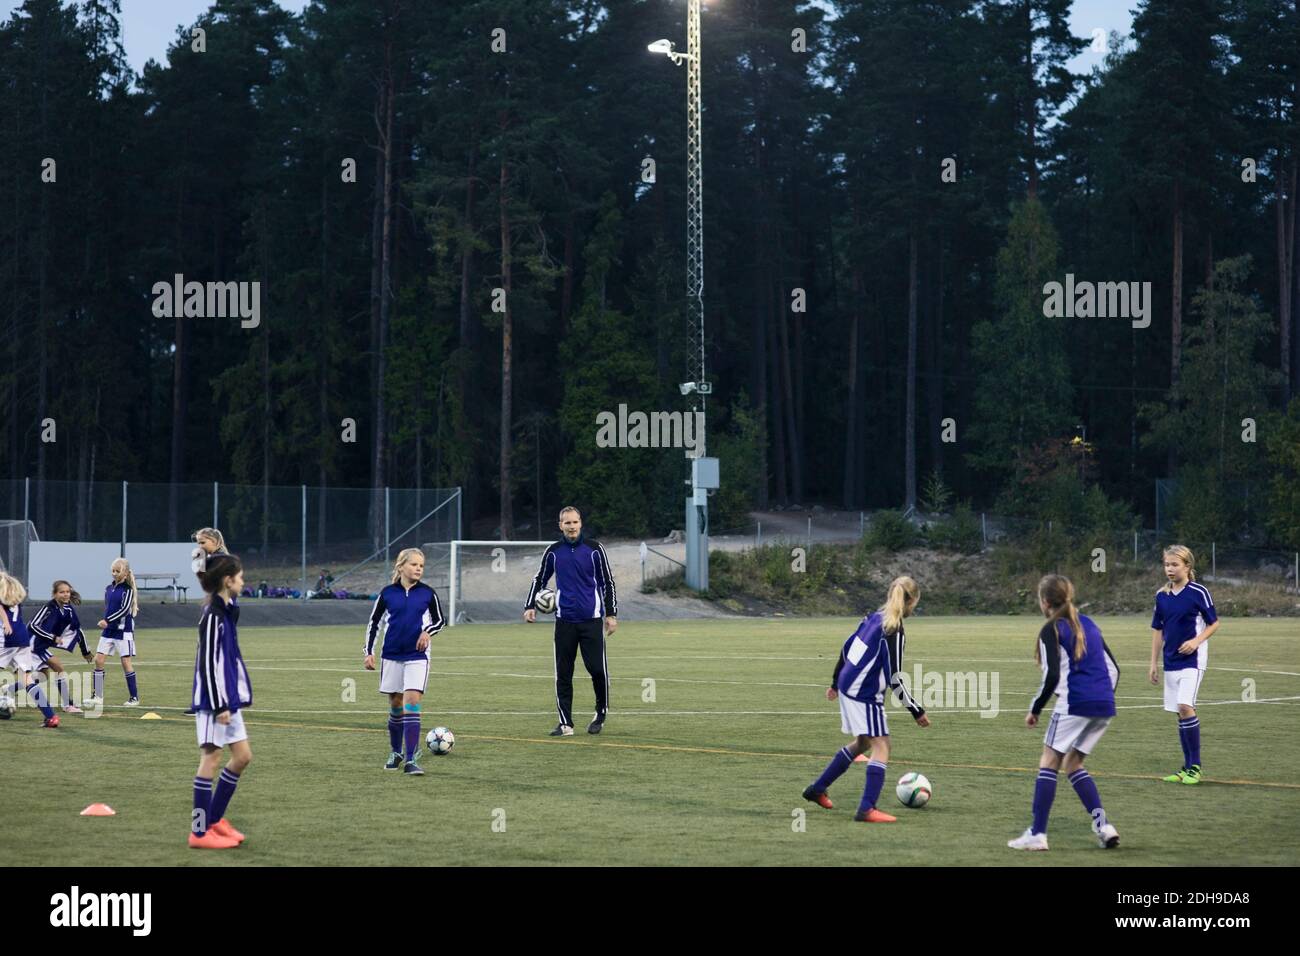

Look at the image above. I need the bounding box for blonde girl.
[89,558,140,706]
[0,572,58,726]
[362,549,446,774]
[1150,545,1219,785]
[803,576,930,823]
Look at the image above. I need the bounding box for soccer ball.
[533,588,556,614]
[0,694,15,720]
[425,726,455,755]
[896,772,932,808]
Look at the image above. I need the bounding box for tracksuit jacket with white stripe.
[524,535,618,621]
[192,594,252,715]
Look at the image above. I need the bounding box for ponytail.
[878,575,920,634]
[1036,574,1085,662]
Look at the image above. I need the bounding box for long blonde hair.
[1161,544,1196,592]
[1037,574,1085,662]
[0,572,27,607]
[111,558,140,615]
[391,548,425,584]
[878,576,919,634]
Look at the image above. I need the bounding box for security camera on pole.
[649,0,717,592]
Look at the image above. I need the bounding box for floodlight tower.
[650,0,717,591]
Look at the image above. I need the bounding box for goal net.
[442,540,555,625]
[0,519,37,580]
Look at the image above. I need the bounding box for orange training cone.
[80,804,116,816]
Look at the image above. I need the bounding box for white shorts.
[96,634,136,658]
[839,695,889,737]
[1044,712,1111,755]
[1164,668,1204,713]
[196,709,248,748]
[0,646,37,674]
[379,658,429,695]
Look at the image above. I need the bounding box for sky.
[0,0,1135,79]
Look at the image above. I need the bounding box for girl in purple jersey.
[1149,545,1219,786]
[1008,575,1120,851]
[190,553,252,850]
[802,576,931,824]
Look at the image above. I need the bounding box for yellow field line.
[100,714,1300,791]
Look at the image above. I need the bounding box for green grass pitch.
[3,616,1297,866]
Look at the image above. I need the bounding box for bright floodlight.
[647,39,674,55]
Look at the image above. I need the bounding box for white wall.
[28,542,121,600]
[27,541,193,603]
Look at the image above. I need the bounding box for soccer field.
[4,616,1298,867]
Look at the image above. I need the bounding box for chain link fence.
[0,478,461,600]
[638,508,1299,593]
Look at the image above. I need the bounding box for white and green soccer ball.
[426,726,455,755]
[896,772,932,808]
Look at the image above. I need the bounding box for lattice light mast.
[649,0,716,591]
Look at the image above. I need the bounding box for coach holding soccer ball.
[524,506,618,736]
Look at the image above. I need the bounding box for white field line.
[82,696,1300,718]
[114,655,1300,678]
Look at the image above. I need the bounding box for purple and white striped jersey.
[830,611,924,718]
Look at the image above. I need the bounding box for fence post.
[213,481,218,528]
[1295,552,1298,592]
[449,542,458,626]
[981,512,987,549]
[860,511,864,538]
[301,485,307,601]
[1212,541,1216,579]
[21,477,29,580]
[807,516,812,551]
[456,488,463,540]
[756,521,762,549]
[384,486,391,562]
[1134,530,1138,564]
[120,481,127,557]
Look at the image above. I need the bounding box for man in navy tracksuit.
[524,506,618,736]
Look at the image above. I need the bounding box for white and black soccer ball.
[426,726,455,755]
[0,694,15,720]
[533,588,556,614]
[896,772,932,808]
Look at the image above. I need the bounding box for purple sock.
[208,767,241,823]
[811,747,854,793]
[26,681,54,720]
[1180,716,1200,767]
[387,710,403,753]
[125,670,138,699]
[403,712,420,760]
[858,760,887,813]
[1068,768,1103,818]
[93,669,104,699]
[192,776,213,835]
[1031,768,1058,835]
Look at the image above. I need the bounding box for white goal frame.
[447,540,554,626]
